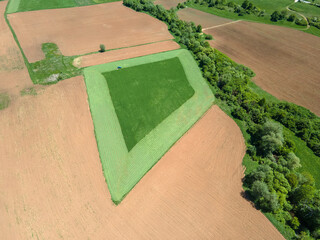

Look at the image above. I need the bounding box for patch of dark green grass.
[103,57,195,151]
[0,93,10,110]
[30,43,82,84]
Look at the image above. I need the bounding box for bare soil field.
[154,0,185,9]
[0,1,32,96]
[75,40,180,68]
[0,78,283,240]
[7,2,174,63]
[205,21,320,116]
[178,7,234,28]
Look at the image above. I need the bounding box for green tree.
[99,44,106,53]
[286,152,301,170]
[271,11,281,22]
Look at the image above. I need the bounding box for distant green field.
[103,57,194,151]
[7,0,120,13]
[185,1,305,30]
[290,2,320,17]
[84,49,214,203]
[184,0,320,37]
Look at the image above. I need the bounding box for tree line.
[123,0,320,238]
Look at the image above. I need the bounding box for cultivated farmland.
[0,75,283,238]
[84,49,214,203]
[0,1,32,96]
[7,2,174,62]
[75,40,180,68]
[204,20,320,116]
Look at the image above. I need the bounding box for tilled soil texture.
[154,0,185,9]
[0,80,284,240]
[0,1,32,96]
[76,40,180,68]
[205,21,320,116]
[178,7,234,28]
[7,2,174,62]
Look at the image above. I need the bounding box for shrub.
[99,44,106,53]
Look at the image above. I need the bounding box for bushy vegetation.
[190,0,265,17]
[123,0,320,238]
[30,43,82,84]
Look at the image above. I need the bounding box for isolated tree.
[99,44,106,53]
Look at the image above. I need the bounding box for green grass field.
[290,2,320,18]
[84,49,214,203]
[103,57,195,151]
[7,0,120,13]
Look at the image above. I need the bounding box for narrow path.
[202,20,242,30]
[286,1,310,30]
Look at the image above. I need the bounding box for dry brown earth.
[0,75,283,239]
[204,21,320,116]
[7,2,174,62]
[0,1,32,96]
[76,40,180,68]
[154,0,185,9]
[178,7,234,28]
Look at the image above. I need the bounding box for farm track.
[287,3,310,30]
[202,20,242,30]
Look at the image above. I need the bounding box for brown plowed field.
[76,40,180,68]
[154,0,185,9]
[0,1,32,96]
[205,21,320,116]
[7,2,174,63]
[0,75,283,240]
[178,7,234,28]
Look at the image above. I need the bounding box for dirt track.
[8,2,174,62]
[76,40,180,68]
[205,21,320,116]
[0,75,283,239]
[0,1,32,96]
[178,7,234,28]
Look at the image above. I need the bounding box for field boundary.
[4,0,34,80]
[84,49,214,203]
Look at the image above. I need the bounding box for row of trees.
[271,10,308,26]
[123,0,320,238]
[192,0,265,17]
